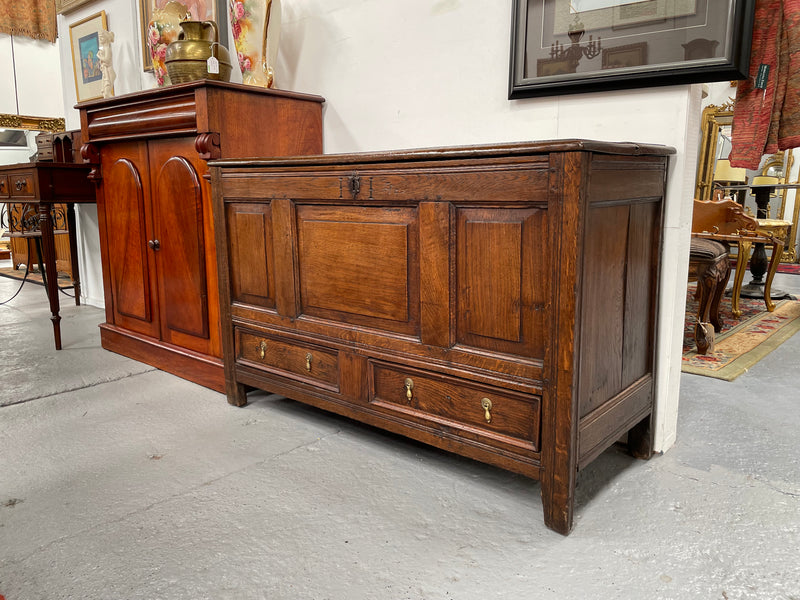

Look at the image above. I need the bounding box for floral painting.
[229,0,279,88]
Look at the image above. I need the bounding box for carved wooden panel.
[455,207,547,358]
[102,144,159,338]
[296,205,420,335]
[225,203,277,308]
[150,146,210,348]
[578,199,661,419]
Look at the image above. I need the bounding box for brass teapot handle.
[177,20,219,43]
[205,20,219,43]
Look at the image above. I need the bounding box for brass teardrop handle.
[480,398,493,423]
[305,353,312,372]
[258,340,267,359]
[147,239,161,250]
[404,378,414,401]
[15,179,26,191]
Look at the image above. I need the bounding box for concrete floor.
[1,264,799,600]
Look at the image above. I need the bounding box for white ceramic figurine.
[97,30,116,98]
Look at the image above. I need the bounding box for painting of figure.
[79,32,102,83]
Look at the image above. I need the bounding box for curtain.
[0,0,57,43]
[730,0,800,169]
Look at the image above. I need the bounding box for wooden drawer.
[219,164,549,203]
[368,361,540,453]
[236,328,340,391]
[0,174,8,198]
[8,172,35,198]
[37,148,55,161]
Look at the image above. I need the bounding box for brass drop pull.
[305,353,312,372]
[15,179,25,191]
[481,398,493,423]
[258,340,267,359]
[404,378,414,401]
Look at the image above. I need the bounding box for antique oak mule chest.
[210,140,673,534]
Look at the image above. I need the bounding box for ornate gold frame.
[56,0,97,14]
[694,101,734,202]
[761,150,799,262]
[0,113,66,133]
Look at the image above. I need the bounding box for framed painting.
[509,0,756,98]
[601,42,647,69]
[56,0,96,15]
[69,11,108,102]
[139,0,228,73]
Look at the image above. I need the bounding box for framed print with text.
[509,0,755,98]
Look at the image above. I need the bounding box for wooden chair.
[691,198,784,318]
[688,237,730,354]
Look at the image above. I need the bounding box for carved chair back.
[692,198,758,236]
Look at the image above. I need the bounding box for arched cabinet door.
[148,139,215,356]
[100,142,160,339]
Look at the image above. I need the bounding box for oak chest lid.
[210,139,676,170]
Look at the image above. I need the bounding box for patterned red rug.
[683,284,800,380]
[777,263,800,274]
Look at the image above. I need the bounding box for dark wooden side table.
[0,162,95,349]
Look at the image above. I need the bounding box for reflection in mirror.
[0,130,28,148]
[695,102,800,263]
[0,113,66,167]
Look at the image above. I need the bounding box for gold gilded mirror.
[0,113,66,163]
[694,101,734,202]
[0,113,66,133]
[694,102,800,263]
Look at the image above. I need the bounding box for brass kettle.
[165,20,232,83]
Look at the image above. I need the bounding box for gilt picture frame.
[56,0,97,15]
[69,11,108,103]
[509,0,756,99]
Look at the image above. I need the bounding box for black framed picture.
[509,0,755,99]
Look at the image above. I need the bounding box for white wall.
[20,0,699,452]
[0,34,63,117]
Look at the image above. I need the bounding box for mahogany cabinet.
[78,81,324,391]
[210,140,673,534]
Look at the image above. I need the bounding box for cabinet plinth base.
[100,324,225,393]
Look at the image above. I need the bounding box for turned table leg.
[38,202,62,350]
